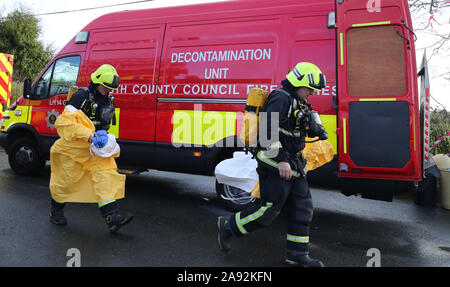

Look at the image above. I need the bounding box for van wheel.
[215,180,255,212]
[8,137,45,176]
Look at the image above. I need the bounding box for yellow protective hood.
[49,107,125,203]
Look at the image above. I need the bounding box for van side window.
[35,63,54,99]
[35,56,81,99]
[49,56,81,97]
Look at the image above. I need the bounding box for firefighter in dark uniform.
[217,62,328,267]
[68,74,117,132]
[49,64,133,232]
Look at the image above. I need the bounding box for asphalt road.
[0,150,449,267]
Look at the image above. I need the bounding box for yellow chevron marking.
[0,53,13,74]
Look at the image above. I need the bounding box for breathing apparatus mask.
[307,111,328,140]
[294,107,328,141]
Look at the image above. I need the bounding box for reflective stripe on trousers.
[286,234,309,243]
[235,202,273,234]
[98,200,116,207]
[228,167,313,253]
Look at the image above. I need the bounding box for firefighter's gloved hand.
[96,130,108,137]
[93,133,108,148]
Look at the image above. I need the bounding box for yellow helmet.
[286,62,326,91]
[91,64,120,90]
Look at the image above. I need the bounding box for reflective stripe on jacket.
[256,88,308,177]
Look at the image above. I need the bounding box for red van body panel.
[0,0,421,190]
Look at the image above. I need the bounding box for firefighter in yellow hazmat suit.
[49,64,133,232]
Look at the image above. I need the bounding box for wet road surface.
[0,151,449,267]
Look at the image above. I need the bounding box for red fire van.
[0,0,421,209]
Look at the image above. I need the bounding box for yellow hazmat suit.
[49,107,125,203]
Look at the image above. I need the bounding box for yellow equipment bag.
[302,137,335,171]
[239,88,269,146]
[250,182,260,198]
[250,138,334,199]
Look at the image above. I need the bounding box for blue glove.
[93,133,108,148]
[96,130,108,137]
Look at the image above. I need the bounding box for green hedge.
[10,80,23,104]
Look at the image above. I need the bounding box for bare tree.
[410,1,449,62]
[410,0,450,109]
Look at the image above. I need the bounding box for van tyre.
[8,137,45,176]
[215,180,254,212]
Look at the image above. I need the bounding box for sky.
[1,0,449,110]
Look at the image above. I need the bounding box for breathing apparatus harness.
[244,90,328,158]
[79,87,116,130]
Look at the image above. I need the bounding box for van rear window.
[347,25,406,97]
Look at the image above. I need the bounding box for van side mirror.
[23,78,32,99]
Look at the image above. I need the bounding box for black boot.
[217,216,232,253]
[285,250,324,267]
[49,199,67,226]
[104,212,134,233]
[99,201,133,232]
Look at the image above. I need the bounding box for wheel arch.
[210,135,244,174]
[5,124,41,153]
